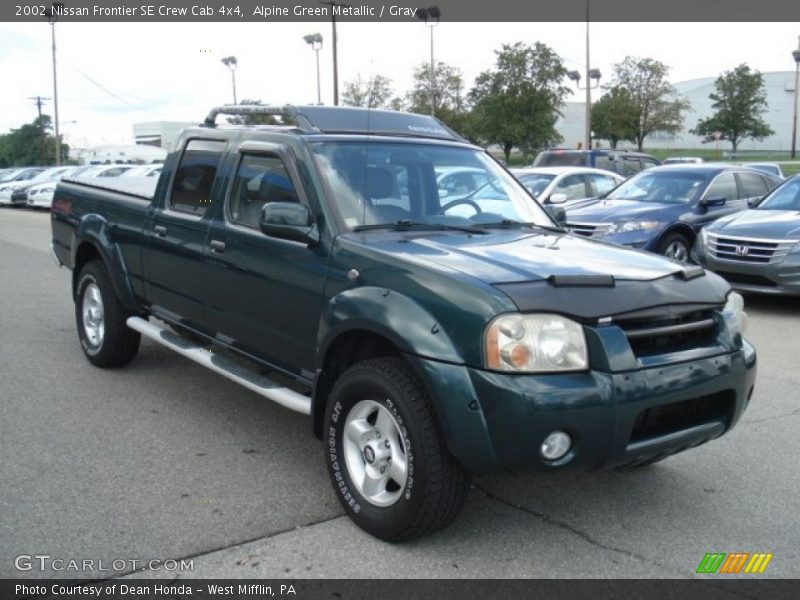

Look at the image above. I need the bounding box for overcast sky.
[1,21,798,147]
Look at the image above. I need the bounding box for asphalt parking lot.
[1,207,798,580]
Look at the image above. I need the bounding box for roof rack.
[202,104,466,142]
[203,104,317,131]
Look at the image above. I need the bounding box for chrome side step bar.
[126,317,311,415]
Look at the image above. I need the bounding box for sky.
[0,21,799,147]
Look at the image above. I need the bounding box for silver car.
[693,174,800,295]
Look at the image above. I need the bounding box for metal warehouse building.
[557,71,799,152]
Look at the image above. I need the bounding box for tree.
[0,115,68,166]
[691,64,774,153]
[406,61,466,115]
[591,87,638,149]
[610,56,689,150]
[341,74,394,109]
[468,42,570,161]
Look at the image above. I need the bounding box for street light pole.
[45,3,64,166]
[221,56,238,104]
[584,0,591,150]
[304,33,324,105]
[319,1,349,106]
[417,7,441,117]
[791,36,800,159]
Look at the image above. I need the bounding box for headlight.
[40,187,55,194]
[485,314,588,372]
[723,291,748,338]
[608,220,661,234]
[700,228,709,246]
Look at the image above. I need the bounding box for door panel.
[144,139,225,328]
[203,148,330,374]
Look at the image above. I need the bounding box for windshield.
[311,141,552,230]
[0,169,22,183]
[759,177,800,211]
[516,174,556,197]
[606,171,705,204]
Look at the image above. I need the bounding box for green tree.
[691,64,774,153]
[341,74,394,109]
[610,56,689,150]
[468,42,570,161]
[591,87,638,149]
[406,60,467,118]
[0,115,68,166]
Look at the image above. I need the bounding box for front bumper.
[415,340,756,474]
[693,249,800,296]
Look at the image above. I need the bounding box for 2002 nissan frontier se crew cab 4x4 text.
[50,105,756,541]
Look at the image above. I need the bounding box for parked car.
[693,174,800,295]
[743,162,785,179]
[663,157,704,165]
[532,149,661,177]
[565,165,782,261]
[511,167,624,205]
[52,105,755,541]
[0,167,46,204]
[120,164,163,178]
[11,166,77,207]
[73,164,135,178]
[25,167,83,209]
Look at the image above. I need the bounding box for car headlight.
[700,228,709,246]
[40,187,55,194]
[608,220,661,234]
[485,313,588,372]
[722,291,748,338]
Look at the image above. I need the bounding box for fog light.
[540,431,572,461]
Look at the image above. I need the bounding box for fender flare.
[71,214,140,313]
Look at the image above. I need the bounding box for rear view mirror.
[259,202,319,245]
[546,205,567,227]
[700,196,727,207]
[747,195,765,208]
[548,193,568,205]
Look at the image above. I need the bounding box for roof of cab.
[201,104,465,143]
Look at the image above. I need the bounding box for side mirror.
[259,202,319,245]
[548,193,568,205]
[747,195,764,208]
[700,196,727,207]
[546,205,567,227]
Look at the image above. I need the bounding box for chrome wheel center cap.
[363,445,376,464]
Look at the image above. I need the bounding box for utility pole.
[45,2,64,166]
[28,96,51,165]
[585,0,591,150]
[791,36,800,159]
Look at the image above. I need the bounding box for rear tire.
[75,260,140,368]
[324,357,470,542]
[658,232,691,262]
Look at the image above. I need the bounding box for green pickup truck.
[51,105,756,541]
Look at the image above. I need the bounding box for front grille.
[717,271,778,288]
[707,233,796,265]
[566,222,611,237]
[616,308,719,357]
[630,390,734,443]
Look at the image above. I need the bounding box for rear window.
[533,151,587,167]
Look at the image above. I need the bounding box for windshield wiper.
[475,219,566,233]
[353,220,488,234]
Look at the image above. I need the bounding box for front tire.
[658,232,691,262]
[75,260,140,367]
[324,357,470,542]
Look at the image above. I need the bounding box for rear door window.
[705,172,738,201]
[554,174,589,200]
[169,140,226,216]
[588,173,619,196]
[736,172,768,198]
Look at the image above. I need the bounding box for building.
[70,144,167,165]
[556,71,799,153]
[133,121,195,151]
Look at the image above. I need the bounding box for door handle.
[209,239,226,253]
[153,225,167,237]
